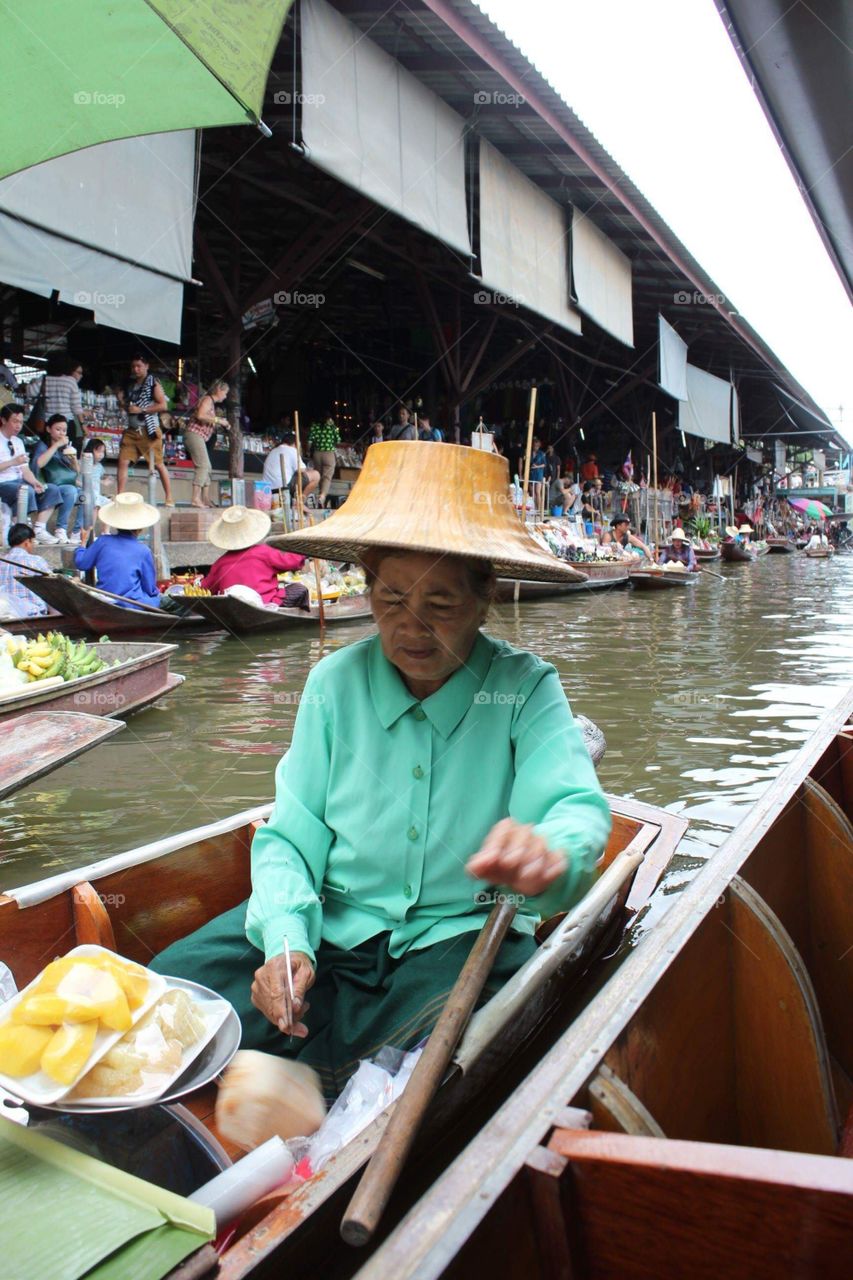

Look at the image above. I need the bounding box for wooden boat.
[693,546,721,561]
[0,640,183,723]
[362,691,853,1280]
[628,566,698,590]
[495,561,628,601]
[0,789,686,1277]
[1,609,84,637]
[21,573,212,637]
[186,591,374,634]
[0,711,124,798]
[766,536,797,553]
[805,545,834,559]
[720,540,759,563]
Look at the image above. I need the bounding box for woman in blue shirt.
[74,492,161,608]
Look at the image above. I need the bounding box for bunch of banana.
[182,585,211,597]
[7,635,66,681]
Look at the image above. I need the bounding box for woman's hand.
[466,818,567,898]
[251,950,315,1038]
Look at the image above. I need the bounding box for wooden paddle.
[340,898,517,1246]
[698,565,726,581]
[1,559,168,618]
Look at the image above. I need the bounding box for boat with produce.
[693,546,721,561]
[21,574,212,637]
[184,591,374,635]
[805,545,834,559]
[358,691,853,1280]
[0,632,183,722]
[721,540,766,562]
[495,560,628,601]
[0,783,685,1277]
[628,565,698,590]
[766,536,797,554]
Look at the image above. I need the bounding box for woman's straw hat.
[670,527,689,542]
[725,525,740,538]
[98,492,159,530]
[210,505,272,551]
[738,524,754,534]
[269,442,585,582]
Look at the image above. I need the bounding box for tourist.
[421,413,443,442]
[117,354,173,506]
[366,421,384,452]
[0,523,51,618]
[561,471,580,514]
[580,483,596,536]
[74,492,161,609]
[658,527,697,571]
[31,415,83,544]
[0,403,62,545]
[530,437,546,511]
[82,438,111,510]
[544,445,560,485]
[308,412,341,508]
[185,379,229,509]
[202,507,309,609]
[44,357,90,443]
[580,453,599,482]
[262,432,320,516]
[601,515,654,559]
[387,405,415,441]
[151,441,611,1099]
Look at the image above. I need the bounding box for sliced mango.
[0,1023,54,1077]
[12,993,101,1026]
[35,954,149,1011]
[41,1020,99,1085]
[55,966,132,1032]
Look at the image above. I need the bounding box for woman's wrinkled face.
[370,553,487,697]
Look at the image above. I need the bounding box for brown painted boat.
[363,692,853,1280]
[0,711,124,798]
[0,640,183,723]
[186,591,374,634]
[805,546,834,559]
[21,573,212,637]
[766,536,797,553]
[629,567,698,590]
[720,540,758,563]
[495,561,627,601]
[693,546,721,561]
[0,787,685,1276]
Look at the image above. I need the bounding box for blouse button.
[407,826,419,841]
[403,884,413,899]
[412,765,424,779]
[413,706,426,721]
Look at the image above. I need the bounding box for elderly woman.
[152,443,610,1100]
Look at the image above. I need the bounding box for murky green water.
[3,554,853,891]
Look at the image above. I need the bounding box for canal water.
[3,553,853,891]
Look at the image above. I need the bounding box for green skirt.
[150,903,536,1100]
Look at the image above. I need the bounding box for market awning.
[571,207,633,346]
[1,0,292,180]
[678,363,735,445]
[0,132,197,343]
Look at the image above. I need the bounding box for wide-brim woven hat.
[725,525,740,538]
[268,442,585,582]
[738,524,754,534]
[98,492,159,530]
[209,505,272,551]
[670,527,689,542]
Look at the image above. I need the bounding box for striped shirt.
[125,375,162,437]
[0,547,50,618]
[44,375,83,422]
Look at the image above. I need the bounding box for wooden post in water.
[515,385,538,603]
[295,410,325,634]
[652,412,659,550]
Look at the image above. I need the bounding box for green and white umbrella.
[2,0,294,179]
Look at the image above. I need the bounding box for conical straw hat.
[98,491,159,530]
[268,442,585,582]
[210,505,271,551]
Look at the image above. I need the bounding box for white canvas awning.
[658,314,689,400]
[478,138,582,335]
[300,0,471,257]
[0,132,197,344]
[571,208,633,345]
[678,363,735,445]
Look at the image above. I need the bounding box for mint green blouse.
[247,632,612,965]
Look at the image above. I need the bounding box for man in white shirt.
[262,432,319,512]
[0,404,62,544]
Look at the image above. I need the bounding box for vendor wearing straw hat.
[74,492,161,609]
[202,506,309,608]
[657,527,697,571]
[152,442,611,1100]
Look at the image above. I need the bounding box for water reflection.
[2,555,852,887]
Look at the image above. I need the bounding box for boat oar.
[2,559,169,618]
[340,898,517,1247]
[697,565,726,581]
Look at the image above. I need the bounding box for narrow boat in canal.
[495,561,628,601]
[805,545,834,559]
[358,690,853,1280]
[0,711,125,799]
[766,536,797,554]
[185,591,374,634]
[721,540,761,563]
[21,573,212,637]
[0,640,184,723]
[628,566,698,590]
[693,546,721,561]
[0,784,686,1278]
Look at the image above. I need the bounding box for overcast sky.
[481,0,853,447]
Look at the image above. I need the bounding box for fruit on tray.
[41,1020,99,1085]
[0,1023,54,1077]
[3,633,113,685]
[72,988,205,1099]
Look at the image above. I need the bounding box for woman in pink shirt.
[203,507,308,608]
